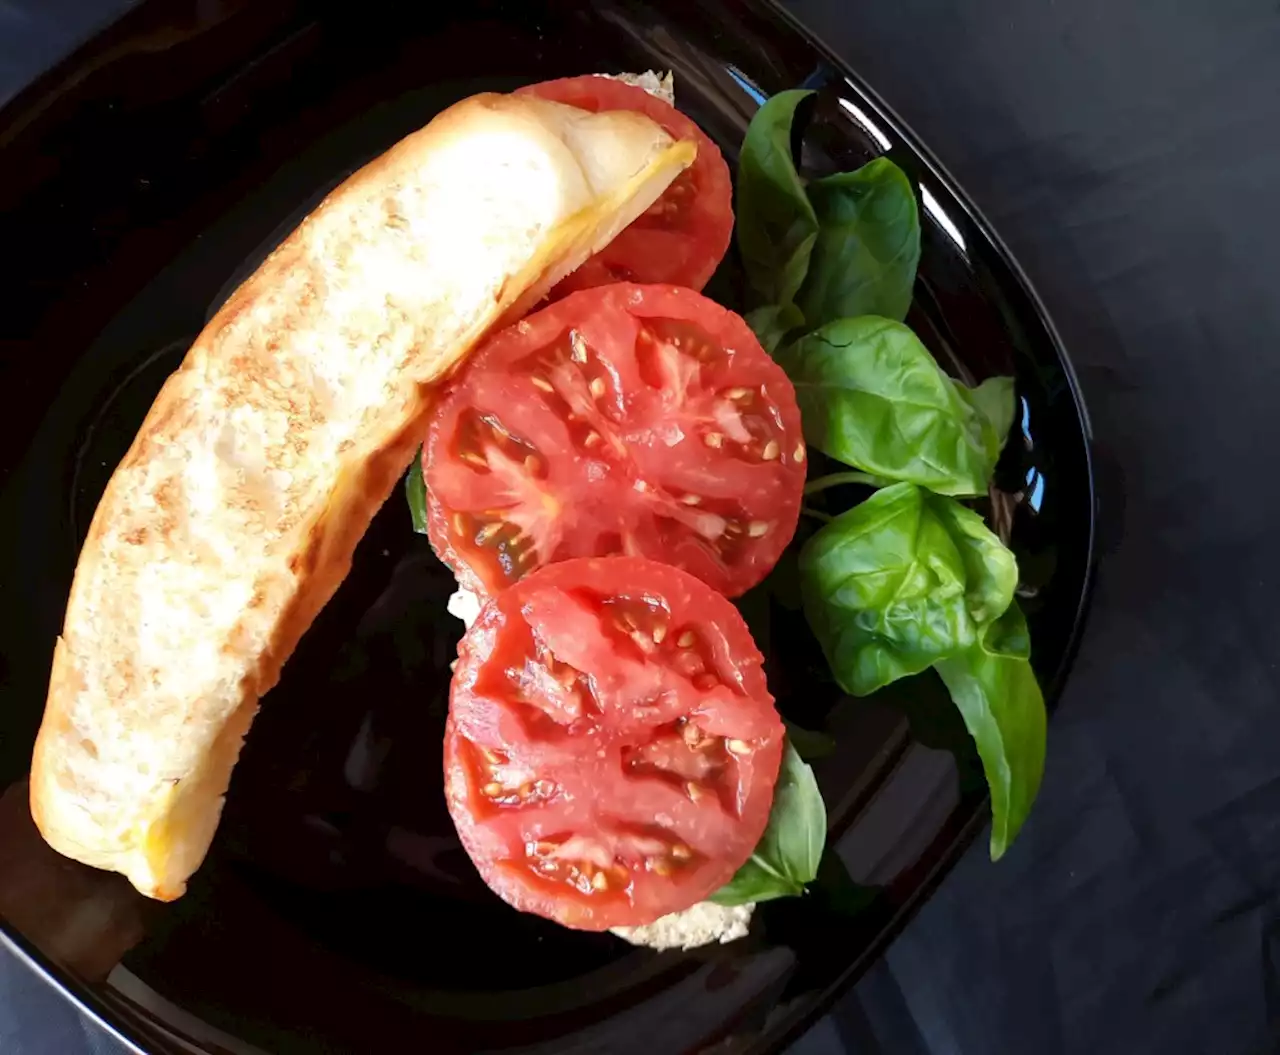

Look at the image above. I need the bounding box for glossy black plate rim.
[0,1,1098,1051]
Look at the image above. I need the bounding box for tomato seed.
[685,782,707,803]
[460,448,488,469]
[518,782,534,799]
[652,624,668,644]
[584,430,602,448]
[452,513,468,536]
[680,493,702,505]
[694,673,719,691]
[650,856,674,876]
[671,843,693,860]
[532,375,555,393]
[534,840,557,856]
[677,631,696,648]
[795,442,806,463]
[481,747,503,765]
[682,723,703,748]
[703,431,724,449]
[762,440,780,461]
[726,739,752,756]
[571,332,588,363]
[724,521,743,536]
[589,377,606,398]
[747,520,772,537]
[725,387,752,402]
[524,454,542,474]
[475,522,504,545]
[483,782,503,797]
[592,871,610,892]
[674,650,705,678]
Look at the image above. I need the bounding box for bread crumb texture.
[612,900,755,951]
[599,70,676,105]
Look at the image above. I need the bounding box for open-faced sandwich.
[30,68,1044,955]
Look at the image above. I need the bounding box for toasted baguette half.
[30,92,695,900]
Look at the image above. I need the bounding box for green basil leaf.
[869,675,986,794]
[709,854,803,906]
[784,720,837,760]
[711,739,826,904]
[778,317,1011,496]
[798,483,1017,696]
[935,604,1045,860]
[747,302,805,356]
[757,739,826,885]
[926,497,1020,626]
[404,447,428,534]
[978,594,1032,660]
[962,374,1018,452]
[795,159,921,329]
[737,90,819,310]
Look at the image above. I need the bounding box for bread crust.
[29,91,694,899]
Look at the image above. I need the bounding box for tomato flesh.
[425,283,806,598]
[520,76,733,294]
[445,557,785,930]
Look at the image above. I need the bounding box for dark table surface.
[5,1,1280,1053]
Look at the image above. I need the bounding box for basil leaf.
[795,159,921,329]
[784,720,837,760]
[747,302,805,356]
[737,90,819,310]
[798,483,1017,696]
[710,855,802,906]
[778,317,1012,496]
[711,739,826,905]
[927,496,1020,626]
[404,447,428,534]
[979,594,1032,659]
[962,375,1018,452]
[870,675,985,794]
[935,604,1045,859]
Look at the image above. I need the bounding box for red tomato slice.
[444,556,785,930]
[424,283,806,598]
[519,76,733,295]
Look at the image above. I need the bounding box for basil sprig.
[738,90,1045,861]
[712,739,826,905]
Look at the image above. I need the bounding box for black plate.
[0,1,1095,1052]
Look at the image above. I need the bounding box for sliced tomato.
[519,76,733,295]
[444,556,785,930]
[424,283,806,598]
